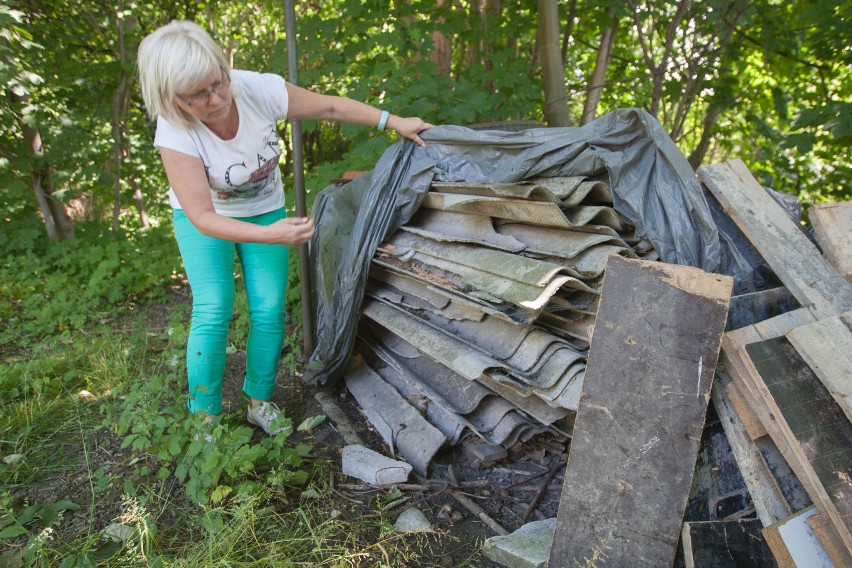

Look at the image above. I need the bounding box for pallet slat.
[699,159,852,319]
[809,201,852,283]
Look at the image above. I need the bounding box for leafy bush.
[0,215,182,345]
[105,365,310,505]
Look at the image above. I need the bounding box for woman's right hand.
[268,216,315,246]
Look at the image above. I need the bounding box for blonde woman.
[137,20,431,436]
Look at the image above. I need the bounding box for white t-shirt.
[154,70,289,217]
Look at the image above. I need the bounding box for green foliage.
[0,343,85,400]
[0,295,455,566]
[0,498,81,540]
[2,2,850,565]
[0,495,82,565]
[0,0,848,267]
[105,365,311,505]
[0,216,182,345]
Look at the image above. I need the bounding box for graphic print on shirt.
[212,126,281,201]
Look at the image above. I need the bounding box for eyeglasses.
[179,74,230,106]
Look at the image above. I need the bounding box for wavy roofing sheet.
[356,332,561,447]
[430,177,613,207]
[343,175,654,474]
[422,192,624,232]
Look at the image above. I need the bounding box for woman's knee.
[191,297,234,329]
[247,299,285,328]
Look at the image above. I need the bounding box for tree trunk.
[669,67,699,140]
[687,104,723,169]
[130,178,151,228]
[671,1,748,142]
[22,121,74,241]
[537,0,571,126]
[561,0,577,62]
[480,0,500,90]
[111,10,129,233]
[628,0,691,117]
[110,9,149,229]
[581,23,617,125]
[430,0,452,75]
[653,0,690,116]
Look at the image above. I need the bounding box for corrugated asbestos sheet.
[343,177,657,475]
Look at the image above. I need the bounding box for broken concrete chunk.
[483,518,556,568]
[341,444,412,486]
[394,508,434,533]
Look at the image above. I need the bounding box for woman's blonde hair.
[137,20,231,129]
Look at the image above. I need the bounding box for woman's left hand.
[389,116,433,148]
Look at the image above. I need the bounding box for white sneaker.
[246,401,292,436]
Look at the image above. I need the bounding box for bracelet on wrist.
[377,110,389,131]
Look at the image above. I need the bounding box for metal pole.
[283,0,315,357]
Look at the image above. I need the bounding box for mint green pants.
[173,208,289,414]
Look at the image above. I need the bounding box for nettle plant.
[105,368,310,505]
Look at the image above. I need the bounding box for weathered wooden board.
[754,436,812,515]
[684,403,753,522]
[727,287,799,331]
[745,337,852,555]
[786,314,852,423]
[763,507,835,568]
[699,159,852,319]
[725,381,767,440]
[682,519,777,568]
[720,308,818,427]
[808,512,852,568]
[549,256,733,568]
[809,201,852,283]
[712,369,792,527]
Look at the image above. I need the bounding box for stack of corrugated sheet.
[343,176,655,474]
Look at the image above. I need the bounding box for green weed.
[0,197,469,567]
[104,358,311,505]
[0,218,182,347]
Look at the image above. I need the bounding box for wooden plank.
[712,369,791,526]
[686,404,753,521]
[808,512,852,568]
[763,507,836,568]
[682,519,777,568]
[699,159,852,319]
[720,308,819,434]
[754,436,812,515]
[549,256,733,568]
[744,337,852,554]
[722,307,818,357]
[786,314,852,423]
[725,381,767,440]
[809,201,852,283]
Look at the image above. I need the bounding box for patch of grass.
[0,218,183,349]
[0,209,483,566]
[0,326,165,565]
[1,304,475,567]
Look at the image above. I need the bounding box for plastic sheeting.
[305,108,722,385]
